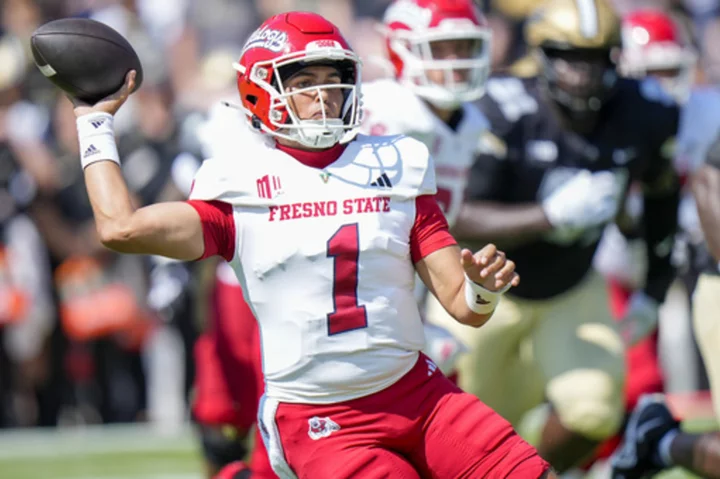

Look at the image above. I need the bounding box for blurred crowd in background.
[0,0,719,432]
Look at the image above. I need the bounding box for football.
[30,18,144,104]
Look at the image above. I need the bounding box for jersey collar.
[275,142,348,170]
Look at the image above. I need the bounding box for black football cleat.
[610,394,680,479]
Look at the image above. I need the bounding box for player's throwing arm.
[30,18,208,261]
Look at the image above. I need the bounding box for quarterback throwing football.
[73,11,552,479]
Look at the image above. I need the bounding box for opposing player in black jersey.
[427,0,680,472]
[610,116,720,479]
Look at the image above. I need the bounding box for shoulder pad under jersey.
[189,136,278,206]
[480,75,540,136]
[338,133,437,199]
[359,79,435,135]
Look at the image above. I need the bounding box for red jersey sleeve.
[410,195,457,263]
[186,200,236,262]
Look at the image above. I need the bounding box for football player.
[426,0,681,473]
[611,138,720,479]
[192,262,272,479]
[72,11,554,479]
[193,2,491,473]
[583,8,698,472]
[190,103,276,479]
[610,10,720,479]
[359,0,491,376]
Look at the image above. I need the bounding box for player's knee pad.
[198,424,249,468]
[547,370,624,441]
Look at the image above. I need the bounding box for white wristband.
[464,274,503,314]
[76,112,120,169]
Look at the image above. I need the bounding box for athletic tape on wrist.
[76,112,120,169]
[464,274,502,314]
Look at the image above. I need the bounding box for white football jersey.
[358,79,488,226]
[190,129,441,404]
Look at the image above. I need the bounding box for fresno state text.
[268,196,391,222]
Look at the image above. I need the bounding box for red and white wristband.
[76,112,120,169]
[464,274,510,315]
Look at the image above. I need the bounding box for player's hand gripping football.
[72,70,137,118]
[461,244,520,293]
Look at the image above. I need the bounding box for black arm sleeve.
[639,91,681,303]
[642,182,679,303]
[466,80,519,201]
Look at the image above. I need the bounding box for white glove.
[542,170,622,230]
[618,291,660,347]
[421,323,468,376]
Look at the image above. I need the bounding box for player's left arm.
[640,136,681,304]
[619,121,681,346]
[412,195,519,328]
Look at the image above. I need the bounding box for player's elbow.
[456,310,494,328]
[97,218,136,253]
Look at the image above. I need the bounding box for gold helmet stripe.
[576,0,598,39]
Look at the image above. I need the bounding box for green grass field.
[0,424,204,479]
[0,419,715,479]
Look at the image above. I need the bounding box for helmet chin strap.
[287,119,346,149]
[283,87,359,149]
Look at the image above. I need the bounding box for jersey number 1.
[326,223,368,335]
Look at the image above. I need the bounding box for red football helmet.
[233,12,362,149]
[381,0,492,109]
[618,9,697,102]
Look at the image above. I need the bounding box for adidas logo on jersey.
[370,173,392,188]
[426,358,438,377]
[90,119,106,129]
[83,144,100,158]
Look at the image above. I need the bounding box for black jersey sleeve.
[467,76,536,201]
[637,80,680,188]
[465,131,511,201]
[636,83,681,303]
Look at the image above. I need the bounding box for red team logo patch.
[256,174,283,199]
[308,416,340,440]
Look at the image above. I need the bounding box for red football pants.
[258,354,551,479]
